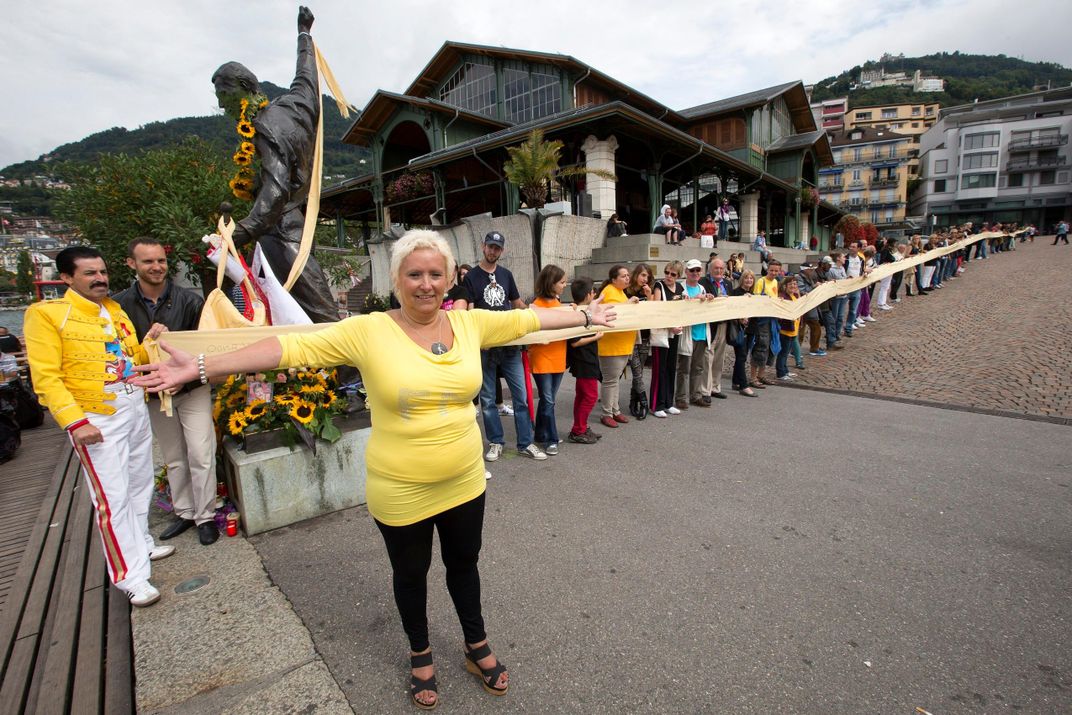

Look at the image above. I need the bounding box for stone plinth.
[739,191,760,243]
[581,134,619,218]
[223,421,370,535]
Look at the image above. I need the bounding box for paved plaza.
[781,239,1072,421]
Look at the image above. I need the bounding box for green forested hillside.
[810,52,1072,108]
[1,82,370,181]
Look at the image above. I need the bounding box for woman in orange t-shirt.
[529,265,569,454]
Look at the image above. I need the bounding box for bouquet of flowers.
[213,368,348,446]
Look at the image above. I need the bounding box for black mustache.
[91,282,108,288]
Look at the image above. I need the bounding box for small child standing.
[566,277,603,444]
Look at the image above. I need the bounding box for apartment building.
[819,127,912,228]
[845,102,940,178]
[809,96,848,132]
[910,86,1072,228]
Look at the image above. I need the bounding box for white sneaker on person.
[787,372,798,378]
[127,582,161,608]
[485,443,503,461]
[497,404,514,416]
[893,298,902,303]
[667,406,681,415]
[544,443,559,456]
[485,470,493,480]
[149,544,176,561]
[879,305,893,311]
[653,410,668,418]
[864,316,876,322]
[518,444,547,460]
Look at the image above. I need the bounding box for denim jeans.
[822,309,837,348]
[776,335,797,377]
[845,291,861,333]
[532,372,563,446]
[831,297,848,342]
[479,347,533,450]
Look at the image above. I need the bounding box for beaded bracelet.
[197,353,208,385]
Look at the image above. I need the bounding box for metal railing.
[869,177,900,188]
[1006,155,1068,171]
[1007,134,1068,152]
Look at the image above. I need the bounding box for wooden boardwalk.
[0,424,67,614]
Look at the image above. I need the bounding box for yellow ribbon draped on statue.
[154,230,1019,361]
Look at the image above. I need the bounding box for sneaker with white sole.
[518,444,547,460]
[485,443,503,461]
[544,443,559,456]
[864,316,876,322]
[485,470,493,480]
[666,406,681,415]
[127,582,161,608]
[652,409,668,418]
[497,404,514,416]
[149,544,176,562]
[879,305,893,311]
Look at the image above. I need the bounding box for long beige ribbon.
[154,230,1018,359]
[282,43,355,292]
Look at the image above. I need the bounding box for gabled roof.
[829,126,911,147]
[767,129,834,165]
[679,80,818,134]
[402,41,676,120]
[342,90,508,146]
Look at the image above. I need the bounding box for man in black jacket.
[114,238,219,545]
[698,257,732,403]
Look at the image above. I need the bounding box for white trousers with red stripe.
[72,386,155,593]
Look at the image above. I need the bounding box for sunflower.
[299,383,325,396]
[212,402,223,421]
[275,392,298,405]
[229,176,254,193]
[228,412,249,436]
[234,189,254,202]
[239,141,255,155]
[289,401,316,425]
[245,400,268,420]
[240,97,250,113]
[237,121,255,138]
[321,391,337,408]
[233,151,252,166]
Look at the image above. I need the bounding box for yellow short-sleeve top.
[596,285,637,357]
[277,309,540,526]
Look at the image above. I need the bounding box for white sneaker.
[855,321,866,328]
[879,305,893,311]
[485,443,503,462]
[545,443,559,456]
[485,470,493,480]
[787,372,798,378]
[149,544,175,561]
[127,582,161,608]
[864,316,876,322]
[518,444,547,460]
[893,298,902,303]
[667,406,681,415]
[497,404,514,416]
[653,410,668,418]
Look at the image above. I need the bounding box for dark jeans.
[731,340,749,389]
[890,272,903,300]
[1055,234,1069,245]
[649,339,678,411]
[533,372,563,446]
[375,493,487,653]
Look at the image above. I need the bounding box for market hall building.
[319,42,843,250]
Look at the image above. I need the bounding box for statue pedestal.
[222,415,370,535]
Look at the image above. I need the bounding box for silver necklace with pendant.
[402,309,448,355]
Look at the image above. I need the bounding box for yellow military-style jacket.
[24,288,149,429]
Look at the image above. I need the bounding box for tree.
[55,138,248,288]
[834,214,862,244]
[502,129,615,209]
[15,251,34,295]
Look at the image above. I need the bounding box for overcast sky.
[3,0,1071,170]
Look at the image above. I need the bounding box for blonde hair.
[738,269,756,288]
[389,229,457,290]
[664,260,685,277]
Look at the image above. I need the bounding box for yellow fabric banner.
[155,230,1016,359]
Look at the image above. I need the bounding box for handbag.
[198,215,267,330]
[648,281,672,348]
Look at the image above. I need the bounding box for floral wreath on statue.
[229,94,268,202]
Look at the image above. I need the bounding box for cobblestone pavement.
[747,238,1072,420]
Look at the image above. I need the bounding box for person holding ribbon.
[133,230,616,710]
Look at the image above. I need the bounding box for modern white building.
[910,86,1072,229]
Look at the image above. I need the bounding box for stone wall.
[540,214,608,288]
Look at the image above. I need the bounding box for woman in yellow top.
[595,264,638,429]
[775,275,801,381]
[528,264,568,454]
[134,230,616,711]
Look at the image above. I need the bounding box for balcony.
[1007,134,1068,152]
[869,177,900,188]
[1006,156,1068,172]
[819,182,843,192]
[847,179,866,188]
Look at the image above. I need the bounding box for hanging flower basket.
[800,186,820,210]
[384,171,434,203]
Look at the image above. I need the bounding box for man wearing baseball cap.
[462,232,546,461]
[675,258,714,409]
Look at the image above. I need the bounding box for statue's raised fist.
[298,6,314,33]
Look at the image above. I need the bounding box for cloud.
[2,0,1070,169]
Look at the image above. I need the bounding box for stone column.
[739,191,760,243]
[581,134,619,218]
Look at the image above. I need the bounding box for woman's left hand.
[586,295,617,327]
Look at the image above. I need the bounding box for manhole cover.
[174,576,211,594]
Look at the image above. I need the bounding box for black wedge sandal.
[410,651,438,710]
[464,642,508,696]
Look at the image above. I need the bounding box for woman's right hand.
[131,339,199,393]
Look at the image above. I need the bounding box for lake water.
[0,309,26,335]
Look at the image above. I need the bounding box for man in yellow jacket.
[24,246,173,607]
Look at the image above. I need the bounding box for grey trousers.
[701,323,728,396]
[148,385,217,525]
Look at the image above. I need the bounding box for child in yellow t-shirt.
[776,275,801,381]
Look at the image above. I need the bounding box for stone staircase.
[573,233,821,284]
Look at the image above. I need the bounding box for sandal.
[739,387,757,397]
[749,380,766,390]
[464,642,508,696]
[410,651,438,710]
[759,377,777,386]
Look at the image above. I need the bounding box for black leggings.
[375,492,487,652]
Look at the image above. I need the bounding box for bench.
[0,442,133,714]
